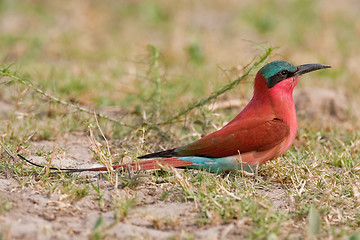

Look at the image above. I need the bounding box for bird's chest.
[283,105,298,139]
[273,100,298,152]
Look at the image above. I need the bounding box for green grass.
[0,197,11,214]
[1,0,360,239]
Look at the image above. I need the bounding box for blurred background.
[0,0,359,142]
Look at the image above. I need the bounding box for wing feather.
[176,118,290,158]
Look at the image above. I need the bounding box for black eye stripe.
[267,70,294,88]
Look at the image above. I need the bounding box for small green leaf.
[93,215,103,230]
[350,231,360,240]
[307,205,321,238]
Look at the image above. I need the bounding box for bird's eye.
[280,70,288,76]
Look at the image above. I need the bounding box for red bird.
[132,61,331,173]
[18,61,331,173]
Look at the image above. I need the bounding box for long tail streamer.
[17,154,192,173]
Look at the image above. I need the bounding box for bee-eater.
[130,61,331,173]
[18,60,331,173]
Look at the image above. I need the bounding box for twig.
[0,141,16,159]
[158,47,273,125]
[0,66,137,129]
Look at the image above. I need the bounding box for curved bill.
[295,64,331,75]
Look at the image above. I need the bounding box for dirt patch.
[0,178,247,240]
[294,87,359,126]
[26,133,93,167]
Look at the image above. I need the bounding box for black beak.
[295,63,331,75]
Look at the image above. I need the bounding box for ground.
[1,88,359,239]
[0,130,289,240]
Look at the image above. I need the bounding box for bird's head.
[255,60,331,93]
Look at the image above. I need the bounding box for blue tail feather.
[178,156,255,173]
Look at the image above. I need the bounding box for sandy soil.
[0,127,289,240]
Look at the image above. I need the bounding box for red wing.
[176,118,290,158]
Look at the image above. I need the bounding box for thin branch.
[0,66,137,129]
[158,47,273,125]
[0,141,16,159]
